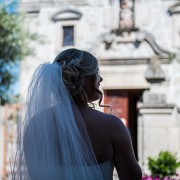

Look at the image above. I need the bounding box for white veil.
[11,62,103,180]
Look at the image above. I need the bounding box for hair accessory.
[66,58,80,67]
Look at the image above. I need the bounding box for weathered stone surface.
[145,56,166,84]
[138,108,180,172]
[143,91,167,106]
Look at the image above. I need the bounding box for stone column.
[138,56,177,173]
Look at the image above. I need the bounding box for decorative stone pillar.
[143,56,166,107]
[138,56,176,173]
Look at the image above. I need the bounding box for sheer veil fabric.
[11,63,103,180]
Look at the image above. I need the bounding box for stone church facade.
[18,0,180,174]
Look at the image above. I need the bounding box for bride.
[11,48,142,180]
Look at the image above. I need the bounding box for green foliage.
[148,151,180,178]
[0,8,38,104]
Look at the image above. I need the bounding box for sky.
[0,0,20,97]
[0,0,19,13]
[10,65,20,96]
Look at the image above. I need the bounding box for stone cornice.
[139,104,174,114]
[168,2,180,16]
[51,8,82,22]
[19,0,89,13]
[97,30,175,65]
[142,30,174,59]
[99,58,170,66]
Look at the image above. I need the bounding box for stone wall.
[138,106,180,173]
[19,0,119,94]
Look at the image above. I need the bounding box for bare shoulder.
[99,111,130,143]
[84,107,116,119]
[89,108,126,129]
[83,108,126,133]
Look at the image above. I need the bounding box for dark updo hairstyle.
[54,48,103,108]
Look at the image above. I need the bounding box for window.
[63,26,74,46]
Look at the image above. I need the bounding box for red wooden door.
[104,90,129,127]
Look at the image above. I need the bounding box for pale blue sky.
[0,0,20,96]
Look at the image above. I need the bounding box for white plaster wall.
[168,61,180,107]
[21,0,91,5]
[20,0,119,95]
[172,15,180,49]
[100,65,149,89]
[135,0,175,51]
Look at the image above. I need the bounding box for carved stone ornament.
[119,0,134,30]
[145,56,166,84]
[51,9,82,22]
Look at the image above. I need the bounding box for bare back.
[79,107,142,180]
